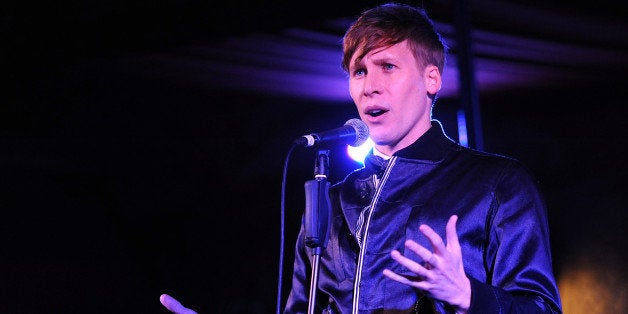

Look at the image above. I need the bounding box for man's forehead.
[351,41,411,64]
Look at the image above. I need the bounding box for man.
[284,3,562,313]
[161,3,562,313]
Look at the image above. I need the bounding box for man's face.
[349,40,441,155]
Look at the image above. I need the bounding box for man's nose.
[363,71,381,96]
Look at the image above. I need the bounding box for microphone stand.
[303,150,332,314]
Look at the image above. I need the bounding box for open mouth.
[367,109,388,117]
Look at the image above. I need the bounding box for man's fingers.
[384,268,434,285]
[160,294,198,314]
[390,249,430,276]
[383,269,414,284]
[419,223,446,254]
[404,240,436,265]
[446,215,461,252]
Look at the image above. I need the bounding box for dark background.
[3,1,627,313]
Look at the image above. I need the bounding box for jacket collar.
[392,119,456,161]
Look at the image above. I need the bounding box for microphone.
[294,118,370,147]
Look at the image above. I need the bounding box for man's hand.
[382,215,471,313]
[160,294,198,314]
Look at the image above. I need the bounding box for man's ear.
[425,66,442,95]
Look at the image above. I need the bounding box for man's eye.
[354,69,366,76]
[383,64,395,70]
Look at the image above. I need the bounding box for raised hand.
[382,215,471,313]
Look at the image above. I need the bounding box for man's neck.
[372,148,391,160]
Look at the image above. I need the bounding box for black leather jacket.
[285,121,562,313]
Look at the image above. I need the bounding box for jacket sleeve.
[469,161,562,313]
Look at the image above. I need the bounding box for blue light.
[346,137,374,164]
[457,109,469,147]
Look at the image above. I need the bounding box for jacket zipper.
[351,156,396,313]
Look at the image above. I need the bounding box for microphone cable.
[276,143,297,314]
